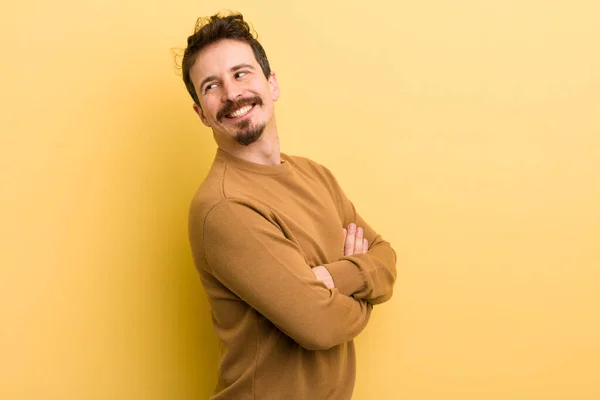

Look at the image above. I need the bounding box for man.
[183,12,397,400]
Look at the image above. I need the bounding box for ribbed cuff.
[325,259,366,297]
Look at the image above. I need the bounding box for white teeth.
[229,105,252,118]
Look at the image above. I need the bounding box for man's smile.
[226,104,255,119]
[217,95,263,122]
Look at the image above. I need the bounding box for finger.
[344,223,356,256]
[363,238,368,253]
[354,227,364,254]
[343,228,347,242]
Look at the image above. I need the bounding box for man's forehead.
[194,39,258,74]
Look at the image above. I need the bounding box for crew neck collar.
[216,148,292,176]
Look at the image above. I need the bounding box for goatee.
[235,119,266,146]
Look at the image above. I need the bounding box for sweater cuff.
[325,260,366,297]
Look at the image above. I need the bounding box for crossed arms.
[195,177,396,350]
[313,222,377,290]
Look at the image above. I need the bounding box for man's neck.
[218,127,282,166]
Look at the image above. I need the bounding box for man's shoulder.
[188,157,263,221]
[188,159,229,221]
[284,153,328,173]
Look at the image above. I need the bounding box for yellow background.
[2,0,599,399]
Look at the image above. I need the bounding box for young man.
[183,12,397,400]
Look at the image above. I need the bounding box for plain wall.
[2,0,599,399]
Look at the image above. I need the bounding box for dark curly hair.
[182,12,272,106]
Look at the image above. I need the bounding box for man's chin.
[235,130,263,146]
[234,123,266,146]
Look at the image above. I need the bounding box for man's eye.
[235,71,247,79]
[204,83,217,93]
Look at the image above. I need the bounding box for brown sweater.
[188,148,397,400]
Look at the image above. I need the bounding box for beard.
[234,119,266,146]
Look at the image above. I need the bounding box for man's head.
[182,12,280,147]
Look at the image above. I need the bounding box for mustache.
[217,96,263,122]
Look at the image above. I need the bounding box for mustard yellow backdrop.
[1,1,599,399]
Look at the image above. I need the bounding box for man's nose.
[221,81,243,102]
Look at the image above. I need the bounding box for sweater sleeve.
[198,199,372,351]
[319,168,398,305]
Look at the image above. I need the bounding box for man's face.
[190,39,280,146]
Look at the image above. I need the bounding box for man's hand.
[343,223,368,256]
[312,224,369,289]
[312,265,335,289]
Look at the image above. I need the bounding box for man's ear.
[192,103,211,127]
[268,72,280,102]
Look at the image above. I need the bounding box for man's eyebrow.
[231,63,255,72]
[198,64,256,91]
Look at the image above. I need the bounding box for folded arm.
[197,199,372,351]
